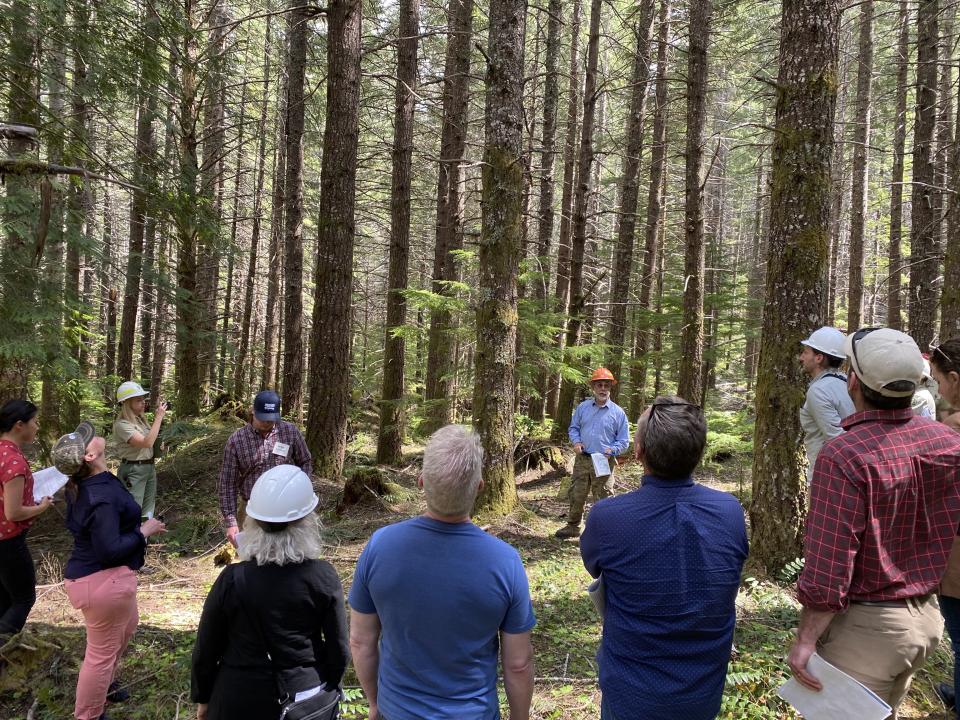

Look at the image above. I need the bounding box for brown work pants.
[566,454,614,527]
[817,595,943,719]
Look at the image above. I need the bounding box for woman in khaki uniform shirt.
[930,338,960,714]
[113,381,166,520]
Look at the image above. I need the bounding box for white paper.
[32,466,69,502]
[587,575,605,616]
[777,653,891,720]
[590,452,611,477]
[272,442,290,457]
[294,685,322,702]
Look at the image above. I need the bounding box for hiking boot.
[936,681,956,710]
[554,523,581,539]
[106,680,130,703]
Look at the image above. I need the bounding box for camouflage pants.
[567,454,614,527]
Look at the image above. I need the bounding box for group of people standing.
[0,381,167,720]
[4,327,960,719]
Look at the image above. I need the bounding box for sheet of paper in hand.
[587,575,605,616]
[590,452,611,477]
[32,466,69,502]
[777,653,891,720]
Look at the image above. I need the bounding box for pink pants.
[64,566,139,720]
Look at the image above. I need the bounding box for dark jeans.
[0,531,37,635]
[941,594,960,719]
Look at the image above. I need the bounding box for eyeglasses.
[930,342,955,370]
[849,327,879,378]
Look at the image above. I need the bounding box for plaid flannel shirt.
[217,421,313,528]
[798,408,960,613]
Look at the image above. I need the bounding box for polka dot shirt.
[0,439,35,540]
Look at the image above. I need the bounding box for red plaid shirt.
[217,421,313,528]
[798,408,960,612]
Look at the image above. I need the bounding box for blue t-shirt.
[349,516,536,720]
[580,476,748,720]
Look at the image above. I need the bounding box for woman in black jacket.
[52,423,167,720]
[191,465,349,720]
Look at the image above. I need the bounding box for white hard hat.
[800,327,847,359]
[116,381,149,403]
[246,465,318,524]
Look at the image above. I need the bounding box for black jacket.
[191,558,350,718]
[64,471,145,579]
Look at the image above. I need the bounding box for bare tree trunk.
[281,1,310,420]
[551,0,603,441]
[908,0,939,347]
[544,0,583,419]
[174,0,204,416]
[305,0,362,478]
[745,155,767,388]
[377,0,419,464]
[941,17,960,335]
[607,0,656,404]
[888,0,910,330]
[117,4,160,381]
[422,0,474,434]
[676,0,712,402]
[473,0,527,514]
[750,0,840,573]
[235,17,273,399]
[630,0,671,414]
[845,0,874,331]
[933,4,955,269]
[526,0,562,421]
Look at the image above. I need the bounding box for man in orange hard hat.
[555,367,630,539]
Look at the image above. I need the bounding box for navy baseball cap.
[253,390,282,421]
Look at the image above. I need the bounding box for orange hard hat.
[589,367,617,385]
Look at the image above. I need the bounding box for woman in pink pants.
[52,424,166,720]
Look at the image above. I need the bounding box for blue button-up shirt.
[580,475,748,720]
[568,398,629,456]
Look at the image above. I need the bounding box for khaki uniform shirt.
[113,417,153,462]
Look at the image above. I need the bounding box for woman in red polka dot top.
[0,400,53,641]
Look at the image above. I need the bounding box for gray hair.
[239,514,323,566]
[636,395,706,479]
[421,424,483,516]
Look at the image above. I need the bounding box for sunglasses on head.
[930,342,957,371]
[849,327,880,377]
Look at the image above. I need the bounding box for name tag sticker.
[272,442,290,458]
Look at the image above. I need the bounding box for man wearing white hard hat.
[798,327,855,485]
[788,327,960,718]
[113,381,167,520]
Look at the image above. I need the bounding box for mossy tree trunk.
[306,0,362,478]
[676,0,712,403]
[422,0,473,435]
[473,0,527,515]
[750,0,841,574]
[376,0,419,465]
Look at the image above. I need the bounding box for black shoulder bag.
[234,563,341,720]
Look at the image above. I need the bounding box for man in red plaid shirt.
[217,390,313,547]
[788,327,960,717]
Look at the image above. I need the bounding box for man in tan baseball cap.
[788,326,960,717]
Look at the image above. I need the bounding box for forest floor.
[0,414,955,720]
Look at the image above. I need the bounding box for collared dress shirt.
[217,421,313,528]
[799,409,960,613]
[799,370,855,484]
[568,399,629,456]
[580,475,748,720]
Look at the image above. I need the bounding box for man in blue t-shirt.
[580,397,748,720]
[349,425,536,720]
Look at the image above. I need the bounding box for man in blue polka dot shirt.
[580,397,748,719]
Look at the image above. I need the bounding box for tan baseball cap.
[52,421,95,475]
[843,328,923,397]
